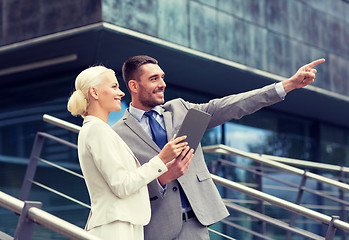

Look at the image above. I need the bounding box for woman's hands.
[158,135,188,164]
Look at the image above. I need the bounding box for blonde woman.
[67,66,193,240]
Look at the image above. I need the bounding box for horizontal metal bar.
[38,158,84,179]
[211,174,349,233]
[43,114,81,133]
[37,131,77,149]
[31,180,90,209]
[217,158,349,206]
[250,153,349,173]
[205,144,349,173]
[224,202,324,240]
[207,228,236,240]
[0,191,99,240]
[0,231,13,240]
[224,197,349,211]
[220,219,273,240]
[205,145,349,192]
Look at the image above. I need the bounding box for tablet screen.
[176,108,212,152]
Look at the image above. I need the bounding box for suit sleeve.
[180,83,283,129]
[85,124,168,199]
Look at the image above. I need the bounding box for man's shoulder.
[162,98,188,111]
[111,110,129,130]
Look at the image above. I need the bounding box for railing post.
[256,161,265,236]
[325,216,340,240]
[213,159,222,176]
[338,166,347,240]
[285,170,308,240]
[19,133,45,201]
[14,201,42,240]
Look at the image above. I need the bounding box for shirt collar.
[83,115,108,125]
[129,103,162,122]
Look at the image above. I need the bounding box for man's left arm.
[186,58,325,129]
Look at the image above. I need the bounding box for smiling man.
[112,55,325,240]
[128,62,166,109]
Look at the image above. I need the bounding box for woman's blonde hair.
[67,66,114,118]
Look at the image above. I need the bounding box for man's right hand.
[158,146,194,186]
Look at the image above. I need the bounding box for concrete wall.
[103,0,349,96]
[0,0,102,46]
[1,0,349,96]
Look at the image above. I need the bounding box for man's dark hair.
[122,55,158,90]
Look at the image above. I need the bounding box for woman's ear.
[89,87,98,100]
[128,80,138,93]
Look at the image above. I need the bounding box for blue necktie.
[144,110,190,209]
[144,110,167,149]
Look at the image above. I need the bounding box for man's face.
[135,63,166,109]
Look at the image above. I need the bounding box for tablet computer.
[176,108,212,153]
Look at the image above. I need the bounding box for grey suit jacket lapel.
[123,110,160,152]
[161,108,173,141]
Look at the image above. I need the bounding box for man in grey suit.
[112,55,325,240]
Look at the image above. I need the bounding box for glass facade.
[1,75,349,239]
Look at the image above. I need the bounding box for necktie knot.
[144,110,155,118]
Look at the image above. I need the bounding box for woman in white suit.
[67,66,194,240]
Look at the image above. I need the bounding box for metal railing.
[2,114,349,239]
[203,144,349,191]
[0,191,100,240]
[203,144,349,239]
[212,174,349,237]
[41,114,349,239]
[0,115,96,239]
[43,114,81,133]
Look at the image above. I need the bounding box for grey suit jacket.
[112,83,283,240]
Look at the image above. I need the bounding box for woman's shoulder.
[81,116,114,137]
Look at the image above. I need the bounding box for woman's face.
[97,71,125,113]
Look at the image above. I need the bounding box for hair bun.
[67,89,88,117]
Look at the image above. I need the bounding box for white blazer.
[78,116,167,230]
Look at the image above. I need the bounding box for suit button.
[158,169,162,173]
[173,187,178,192]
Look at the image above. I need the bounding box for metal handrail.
[223,202,324,240]
[250,152,349,173]
[215,158,349,206]
[203,144,349,192]
[0,191,100,240]
[43,114,81,133]
[211,174,349,233]
[40,114,349,238]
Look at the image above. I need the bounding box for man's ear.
[89,87,98,100]
[128,80,138,93]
